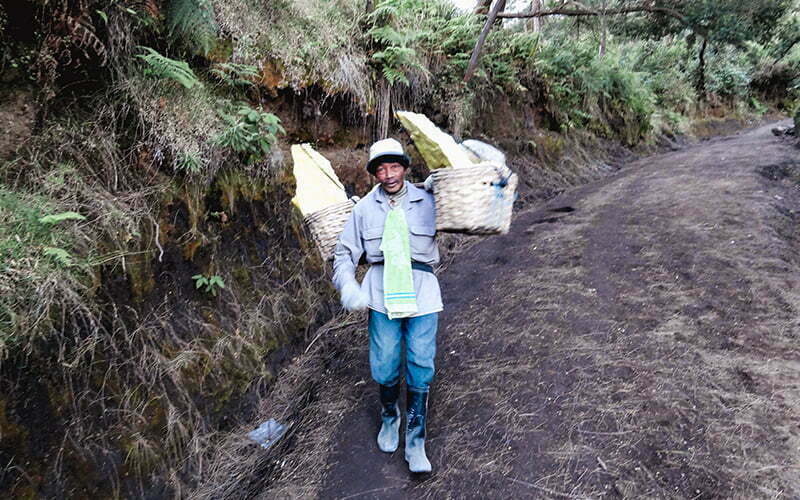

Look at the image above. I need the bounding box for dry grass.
[213,0,372,107]
[192,312,366,499]
[0,85,336,496]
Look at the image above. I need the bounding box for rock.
[772,126,788,136]
[771,126,796,137]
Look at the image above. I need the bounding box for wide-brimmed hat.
[366,138,410,175]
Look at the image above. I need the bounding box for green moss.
[126,251,155,301]
[537,132,566,162]
[216,170,268,214]
[231,265,251,287]
[0,397,28,453]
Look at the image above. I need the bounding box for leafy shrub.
[535,38,654,143]
[705,45,753,102]
[626,39,697,114]
[215,102,285,164]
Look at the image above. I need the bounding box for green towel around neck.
[380,206,417,319]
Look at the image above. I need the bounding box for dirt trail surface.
[196,122,800,499]
[313,122,800,499]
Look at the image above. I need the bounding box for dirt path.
[316,122,800,499]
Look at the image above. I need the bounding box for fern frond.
[367,26,405,46]
[210,63,260,88]
[382,66,409,86]
[136,46,203,89]
[166,0,217,56]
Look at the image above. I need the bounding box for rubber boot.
[405,389,431,473]
[377,384,400,452]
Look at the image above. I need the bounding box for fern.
[366,1,432,86]
[166,0,218,56]
[210,63,260,88]
[136,46,202,89]
[43,247,75,267]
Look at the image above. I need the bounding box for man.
[332,138,441,473]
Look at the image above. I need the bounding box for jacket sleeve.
[332,208,363,291]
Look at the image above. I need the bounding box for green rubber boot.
[377,384,400,452]
[405,389,431,473]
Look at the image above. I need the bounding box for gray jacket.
[332,182,443,316]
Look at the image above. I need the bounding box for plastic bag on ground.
[247,418,287,450]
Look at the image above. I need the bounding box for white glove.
[423,175,434,192]
[340,280,369,311]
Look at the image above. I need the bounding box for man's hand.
[340,280,369,311]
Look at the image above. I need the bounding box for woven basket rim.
[302,199,355,223]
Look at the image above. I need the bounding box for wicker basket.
[303,199,356,261]
[432,163,518,235]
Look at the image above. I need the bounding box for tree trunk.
[697,37,707,101]
[598,0,607,57]
[374,79,392,141]
[464,0,507,82]
[526,0,542,32]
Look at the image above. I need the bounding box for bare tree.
[464,0,507,82]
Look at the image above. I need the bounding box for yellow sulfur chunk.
[395,111,474,170]
[291,144,348,217]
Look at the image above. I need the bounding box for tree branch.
[464,0,507,82]
[498,3,708,38]
[498,5,688,25]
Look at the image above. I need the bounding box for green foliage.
[0,186,88,346]
[370,27,425,85]
[166,0,218,56]
[705,45,752,101]
[626,39,696,114]
[210,63,259,89]
[136,46,203,89]
[43,246,75,266]
[535,38,654,143]
[367,1,433,85]
[38,211,86,225]
[215,103,285,165]
[0,189,82,269]
[192,274,225,296]
[177,151,202,174]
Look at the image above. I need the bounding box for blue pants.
[368,310,438,392]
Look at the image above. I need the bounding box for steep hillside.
[1,0,797,497]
